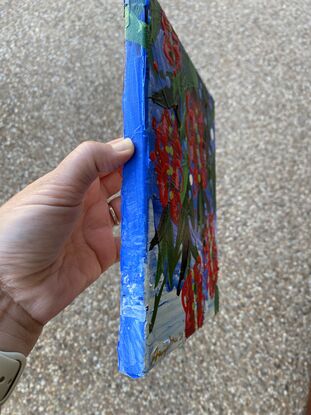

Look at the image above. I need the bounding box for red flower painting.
[181,255,205,338]
[161,12,181,75]
[181,269,195,338]
[150,109,183,225]
[186,91,208,196]
[203,213,219,299]
[147,2,218,340]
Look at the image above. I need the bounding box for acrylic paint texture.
[118,0,219,378]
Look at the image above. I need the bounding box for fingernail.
[111,138,134,152]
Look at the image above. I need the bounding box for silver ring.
[108,204,120,226]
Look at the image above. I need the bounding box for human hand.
[0,138,134,355]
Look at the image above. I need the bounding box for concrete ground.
[1,0,310,413]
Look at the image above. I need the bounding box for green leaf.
[151,87,178,109]
[190,241,199,261]
[172,72,182,99]
[166,224,181,287]
[180,51,199,91]
[155,240,164,288]
[179,111,186,138]
[149,0,161,45]
[172,105,182,129]
[189,200,196,229]
[175,202,192,255]
[208,151,217,212]
[146,0,161,66]
[181,164,189,205]
[149,278,165,333]
[166,220,176,288]
[149,207,168,251]
[149,230,160,252]
[177,235,190,295]
[198,187,204,228]
[214,285,220,315]
[174,210,186,254]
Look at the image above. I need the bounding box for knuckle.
[77,140,97,153]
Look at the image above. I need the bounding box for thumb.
[51,138,134,204]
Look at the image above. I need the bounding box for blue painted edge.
[118,0,150,378]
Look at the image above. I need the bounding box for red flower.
[181,269,195,338]
[155,161,169,206]
[193,256,204,328]
[181,213,218,340]
[202,213,219,298]
[181,255,205,337]
[161,12,181,75]
[185,91,208,196]
[150,109,183,224]
[153,61,159,73]
[170,190,182,224]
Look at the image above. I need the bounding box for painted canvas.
[118,0,219,378]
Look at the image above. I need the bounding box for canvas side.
[118,0,150,378]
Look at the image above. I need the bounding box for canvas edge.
[118,0,150,379]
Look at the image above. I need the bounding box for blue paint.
[118,0,150,378]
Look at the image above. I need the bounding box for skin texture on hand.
[0,138,134,355]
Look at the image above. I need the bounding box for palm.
[53,176,120,318]
[0,173,121,325]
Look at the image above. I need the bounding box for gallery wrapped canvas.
[118,0,219,378]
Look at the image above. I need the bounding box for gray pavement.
[1,0,310,414]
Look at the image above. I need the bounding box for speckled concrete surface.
[1,0,310,414]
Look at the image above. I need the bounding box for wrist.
[0,290,43,356]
